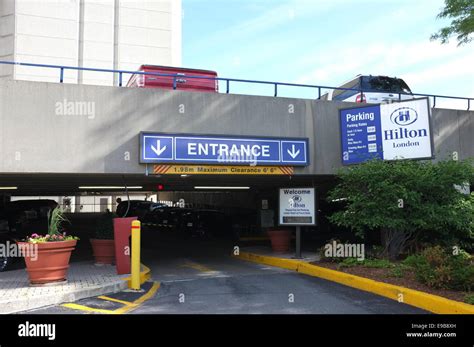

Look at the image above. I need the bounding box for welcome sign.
[339,98,433,165]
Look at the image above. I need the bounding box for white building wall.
[79,0,115,86]
[0,0,181,86]
[14,0,80,83]
[0,0,16,78]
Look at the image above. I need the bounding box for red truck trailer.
[126,65,218,93]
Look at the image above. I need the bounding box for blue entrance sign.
[140,133,309,166]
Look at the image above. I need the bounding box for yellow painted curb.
[235,251,474,314]
[122,263,152,288]
[236,251,300,271]
[61,281,160,314]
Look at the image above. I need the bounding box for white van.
[322,75,414,103]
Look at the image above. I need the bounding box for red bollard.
[113,217,137,275]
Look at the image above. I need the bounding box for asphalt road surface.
[28,231,427,314]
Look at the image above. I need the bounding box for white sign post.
[279,188,316,259]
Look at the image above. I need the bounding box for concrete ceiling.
[0,173,336,196]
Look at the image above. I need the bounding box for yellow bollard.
[131,220,141,290]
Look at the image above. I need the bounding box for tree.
[431,0,474,46]
[327,159,474,260]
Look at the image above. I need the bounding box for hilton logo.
[390,107,418,126]
[289,195,305,208]
[385,106,428,148]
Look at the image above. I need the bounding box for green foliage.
[389,264,410,278]
[48,206,69,236]
[27,207,78,243]
[366,245,385,259]
[464,293,474,305]
[327,159,474,257]
[338,258,393,269]
[431,0,474,46]
[95,212,116,240]
[403,246,474,291]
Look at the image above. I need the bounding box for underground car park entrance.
[0,170,340,276]
[0,132,336,276]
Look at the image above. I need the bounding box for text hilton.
[384,127,427,148]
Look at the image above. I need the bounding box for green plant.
[464,293,474,305]
[328,159,474,260]
[338,258,394,269]
[389,264,409,278]
[26,206,78,243]
[403,246,473,290]
[337,258,361,268]
[48,206,69,236]
[366,245,385,260]
[94,212,116,240]
[431,0,474,46]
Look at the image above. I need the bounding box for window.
[332,77,360,100]
[361,76,411,93]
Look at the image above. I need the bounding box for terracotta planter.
[90,239,115,265]
[267,229,291,253]
[18,240,77,285]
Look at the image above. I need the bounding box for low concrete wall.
[0,79,472,175]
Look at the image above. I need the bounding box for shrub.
[338,258,393,269]
[389,264,410,278]
[464,293,474,305]
[403,246,473,291]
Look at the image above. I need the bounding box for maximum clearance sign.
[339,98,433,165]
[153,165,294,175]
[140,132,309,166]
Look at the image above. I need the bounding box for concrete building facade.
[0,0,182,85]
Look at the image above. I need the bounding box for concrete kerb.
[235,251,474,314]
[0,261,151,314]
[1,278,128,314]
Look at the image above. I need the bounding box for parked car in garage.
[4,199,58,233]
[0,211,11,271]
[144,205,172,229]
[181,209,233,239]
[116,200,167,221]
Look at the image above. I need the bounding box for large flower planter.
[90,239,115,265]
[18,240,77,285]
[267,229,291,253]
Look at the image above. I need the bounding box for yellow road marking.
[61,303,118,314]
[97,296,134,306]
[61,281,160,315]
[181,261,214,273]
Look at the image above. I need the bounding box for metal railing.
[0,60,472,110]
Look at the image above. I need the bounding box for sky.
[182,0,474,108]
